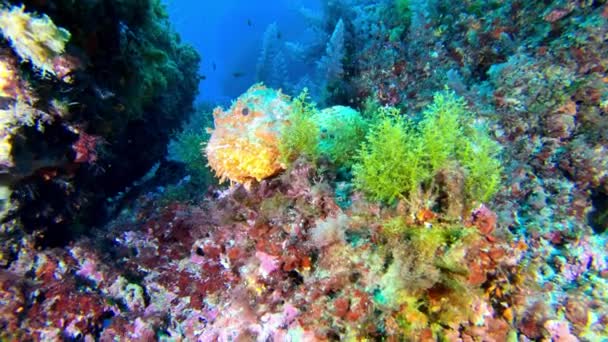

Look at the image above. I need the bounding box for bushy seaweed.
[167,105,214,185]
[420,91,502,204]
[457,122,502,203]
[373,217,480,339]
[352,106,425,203]
[419,91,465,176]
[390,0,412,42]
[278,89,320,166]
[353,90,502,207]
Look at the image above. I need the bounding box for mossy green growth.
[389,0,412,42]
[458,123,502,203]
[407,226,447,259]
[167,105,214,185]
[394,0,412,26]
[419,91,465,176]
[162,105,217,203]
[119,0,200,119]
[361,96,383,120]
[353,90,502,205]
[352,107,425,203]
[420,91,502,203]
[381,216,408,237]
[278,89,320,166]
[394,294,428,335]
[169,129,208,176]
[314,106,367,167]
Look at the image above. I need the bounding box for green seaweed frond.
[278,89,320,166]
[353,90,502,207]
[352,107,425,203]
[457,121,503,203]
[419,91,465,176]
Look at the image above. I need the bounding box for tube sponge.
[0,5,71,76]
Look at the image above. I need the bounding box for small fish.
[247,19,252,26]
[93,86,115,100]
[212,62,216,71]
[232,72,245,78]
[200,75,207,80]
[277,31,282,39]
[113,103,125,112]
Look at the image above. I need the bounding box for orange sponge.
[205,84,291,185]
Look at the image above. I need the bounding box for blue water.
[165,0,321,104]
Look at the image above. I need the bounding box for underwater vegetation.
[353,90,501,208]
[0,0,200,247]
[278,88,321,167]
[0,0,607,341]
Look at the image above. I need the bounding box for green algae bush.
[167,105,214,184]
[353,90,502,206]
[278,89,320,167]
[420,91,502,204]
[352,106,425,203]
